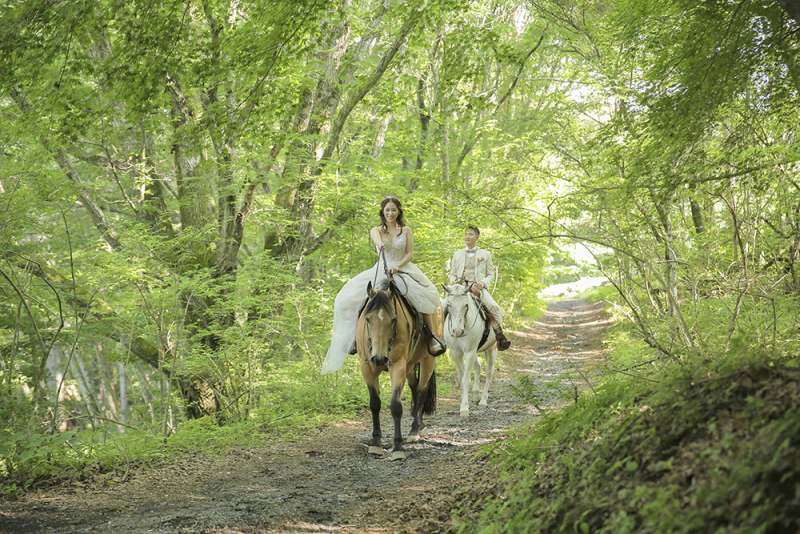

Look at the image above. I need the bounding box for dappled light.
[0,298,607,533]
[3,0,800,530]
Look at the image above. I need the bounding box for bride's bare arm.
[370,227,385,250]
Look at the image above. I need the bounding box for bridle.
[359,245,427,363]
[360,282,413,366]
[373,248,431,298]
[446,283,481,335]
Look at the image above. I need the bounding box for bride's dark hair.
[379,195,406,233]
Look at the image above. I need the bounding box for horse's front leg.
[367,384,383,455]
[460,350,478,418]
[388,363,407,460]
[362,364,383,456]
[479,345,498,409]
[450,347,466,384]
[471,352,483,404]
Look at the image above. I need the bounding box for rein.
[361,282,415,366]
[393,270,432,292]
[373,248,387,287]
[360,233,425,361]
[374,230,433,295]
[447,285,481,334]
[373,248,415,297]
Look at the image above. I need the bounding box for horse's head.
[359,279,399,367]
[442,284,472,338]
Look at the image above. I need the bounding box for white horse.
[442,284,498,418]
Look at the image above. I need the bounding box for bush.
[454,349,800,533]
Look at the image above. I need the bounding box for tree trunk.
[118,362,128,427]
[690,199,705,234]
[46,345,64,405]
[68,351,101,427]
[662,200,679,318]
[774,0,800,23]
[267,1,425,264]
[14,256,226,420]
[441,105,451,185]
[372,113,394,161]
[415,77,431,175]
[168,77,217,260]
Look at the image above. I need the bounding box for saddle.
[354,280,442,356]
[386,278,447,356]
[474,299,492,348]
[470,293,489,322]
[465,284,492,346]
[397,291,426,346]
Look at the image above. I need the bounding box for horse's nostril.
[369,354,389,367]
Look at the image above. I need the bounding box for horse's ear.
[442,284,451,294]
[367,281,375,297]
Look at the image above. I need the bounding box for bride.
[321,195,445,374]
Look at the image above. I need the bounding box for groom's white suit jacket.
[449,248,495,288]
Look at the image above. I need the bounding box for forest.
[2,0,800,531]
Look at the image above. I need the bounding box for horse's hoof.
[418,427,427,438]
[479,401,488,408]
[391,451,407,461]
[368,446,383,456]
[460,410,470,418]
[406,434,419,444]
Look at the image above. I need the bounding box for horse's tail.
[422,370,437,415]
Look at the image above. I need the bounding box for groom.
[448,226,511,351]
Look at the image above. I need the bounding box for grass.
[451,326,800,533]
[0,348,465,500]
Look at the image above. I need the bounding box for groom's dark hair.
[467,226,480,236]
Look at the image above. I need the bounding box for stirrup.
[427,333,447,357]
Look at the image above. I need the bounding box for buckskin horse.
[356,278,440,460]
[442,283,498,418]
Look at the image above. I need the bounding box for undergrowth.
[0,353,458,500]
[452,343,800,534]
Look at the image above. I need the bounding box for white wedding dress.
[321,229,441,374]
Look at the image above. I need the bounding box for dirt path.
[0,298,611,534]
